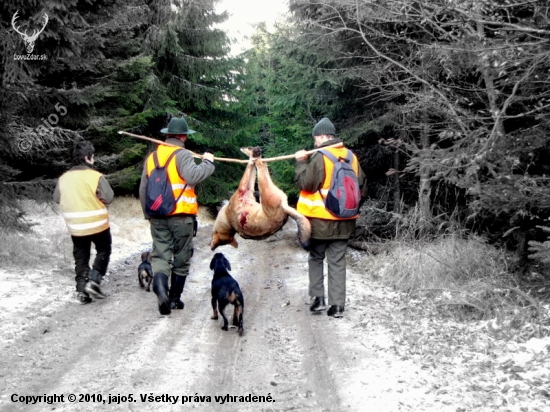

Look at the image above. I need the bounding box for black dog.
[138,251,153,292]
[210,253,244,335]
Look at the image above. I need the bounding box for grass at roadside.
[370,235,513,312]
[0,197,151,270]
[0,197,215,271]
[0,200,72,269]
[363,234,550,340]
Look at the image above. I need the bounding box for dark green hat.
[312,117,336,136]
[160,118,196,135]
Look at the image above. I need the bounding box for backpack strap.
[319,148,352,163]
[162,149,182,167]
[344,150,353,163]
[165,149,187,204]
[319,149,338,163]
[153,151,160,168]
[152,148,182,168]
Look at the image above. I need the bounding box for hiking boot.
[85,269,106,299]
[77,292,92,304]
[327,305,345,318]
[153,273,171,315]
[85,280,106,299]
[170,299,184,310]
[309,296,327,313]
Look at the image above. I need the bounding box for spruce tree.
[0,0,152,228]
[145,0,255,205]
[1,0,259,228]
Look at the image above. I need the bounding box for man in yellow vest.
[294,118,367,318]
[54,141,114,304]
[139,117,215,315]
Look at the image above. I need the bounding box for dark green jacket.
[295,139,367,240]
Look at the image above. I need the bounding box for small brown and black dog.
[210,253,244,336]
[138,251,153,292]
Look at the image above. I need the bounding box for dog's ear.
[223,255,231,272]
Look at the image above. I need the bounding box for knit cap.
[312,117,336,136]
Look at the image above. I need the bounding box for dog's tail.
[230,294,244,336]
[236,303,244,336]
[139,268,153,291]
[282,204,311,251]
[238,314,243,336]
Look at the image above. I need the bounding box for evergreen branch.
[171,75,221,93]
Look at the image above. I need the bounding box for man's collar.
[319,138,342,147]
[70,164,94,171]
[165,137,185,147]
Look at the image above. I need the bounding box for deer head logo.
[11,11,48,54]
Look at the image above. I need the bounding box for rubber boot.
[309,296,327,312]
[75,270,89,293]
[85,269,106,299]
[169,273,186,310]
[153,273,171,315]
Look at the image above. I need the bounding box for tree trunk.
[393,127,404,214]
[418,110,431,237]
[476,20,506,140]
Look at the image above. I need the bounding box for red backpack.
[145,150,185,216]
[319,149,360,218]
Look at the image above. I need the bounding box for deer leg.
[237,148,259,195]
[255,158,311,249]
[239,147,260,193]
[255,159,284,208]
[236,160,256,197]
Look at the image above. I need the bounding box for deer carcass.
[210,147,311,251]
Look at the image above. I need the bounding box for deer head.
[12,11,49,54]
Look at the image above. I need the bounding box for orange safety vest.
[146,146,198,216]
[297,146,360,220]
[58,169,110,236]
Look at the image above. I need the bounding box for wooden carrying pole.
[262,144,342,162]
[118,131,343,163]
[118,131,247,163]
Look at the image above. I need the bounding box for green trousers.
[308,239,348,306]
[150,215,194,278]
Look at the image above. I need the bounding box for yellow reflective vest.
[145,146,198,216]
[58,169,110,236]
[297,147,360,220]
